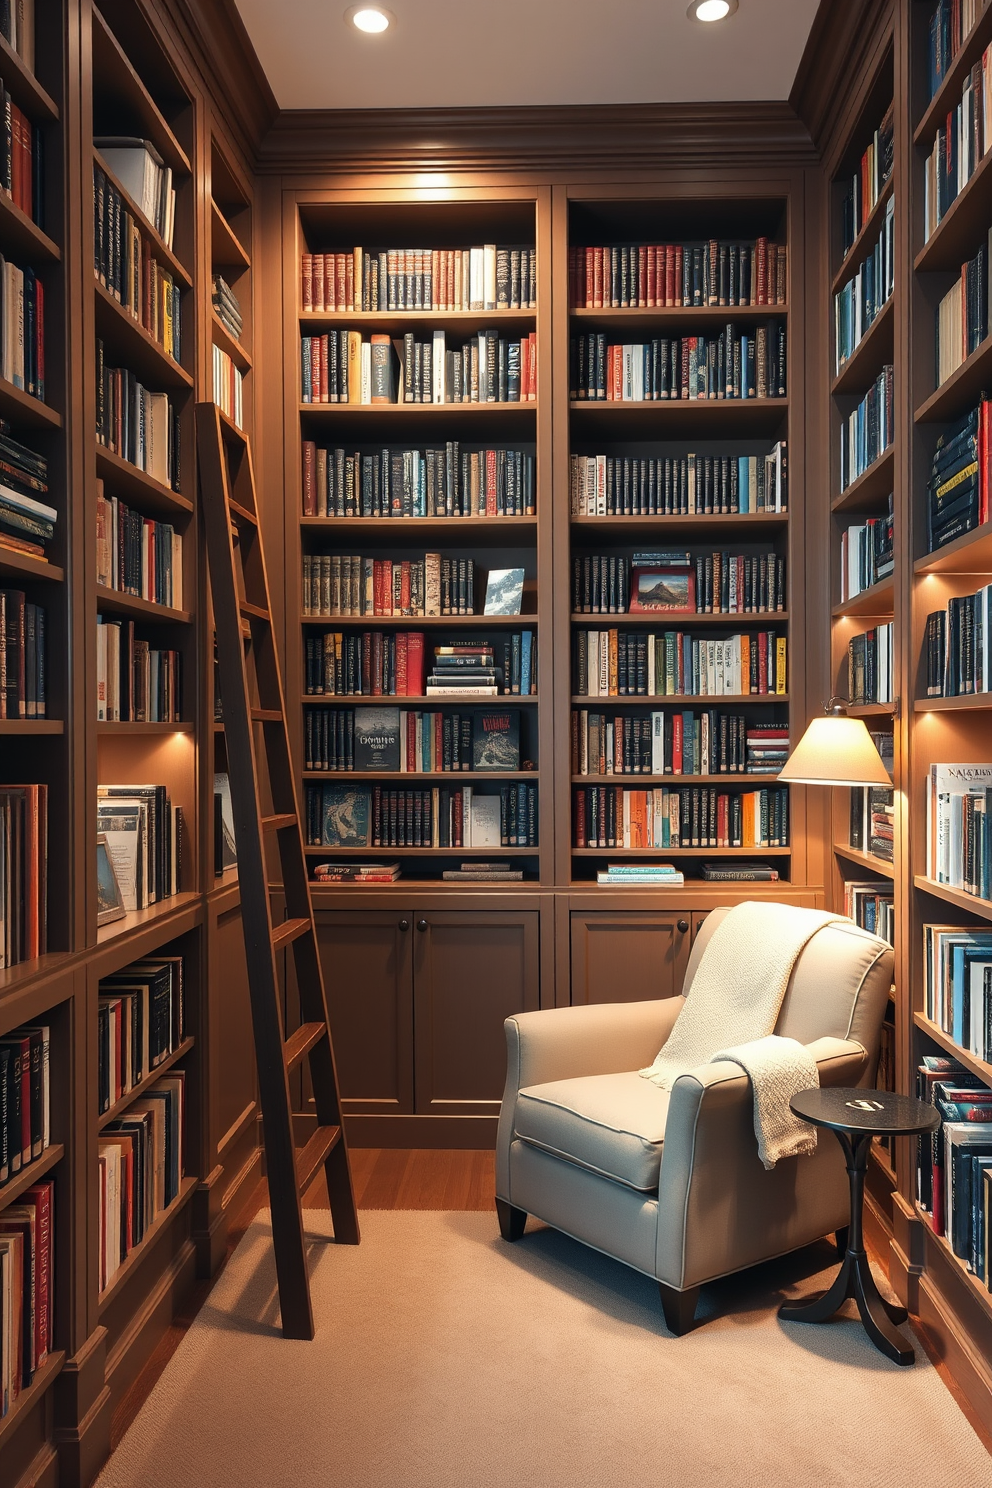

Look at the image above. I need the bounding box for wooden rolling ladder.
[195,402,359,1340]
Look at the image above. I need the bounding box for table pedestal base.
[778,1130,915,1366]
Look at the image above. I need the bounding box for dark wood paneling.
[570,910,690,1005]
[314,910,414,1114]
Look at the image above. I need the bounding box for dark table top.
[790,1087,940,1136]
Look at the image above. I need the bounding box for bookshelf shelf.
[303,844,537,857]
[914,331,992,424]
[571,846,791,857]
[299,309,535,332]
[914,875,992,922]
[914,4,992,145]
[96,891,203,948]
[0,548,65,583]
[914,147,992,274]
[210,312,251,373]
[95,721,194,734]
[302,693,539,706]
[0,376,61,429]
[571,693,788,705]
[0,32,59,120]
[844,702,895,717]
[94,152,193,288]
[0,1143,65,1216]
[95,444,193,517]
[0,190,61,262]
[299,403,537,426]
[91,9,191,176]
[570,304,789,329]
[913,1012,992,1086]
[831,297,894,397]
[300,516,536,541]
[830,446,895,514]
[0,1352,66,1451]
[568,398,788,438]
[569,611,787,627]
[571,513,787,535]
[97,1176,197,1314]
[914,694,992,712]
[572,773,780,785]
[210,198,250,270]
[0,720,64,734]
[97,1037,195,1131]
[95,586,191,625]
[303,770,537,781]
[301,613,537,628]
[833,843,895,878]
[913,519,992,575]
[831,175,894,293]
[94,281,193,391]
[831,576,895,618]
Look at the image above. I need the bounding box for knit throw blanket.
[639,901,843,1167]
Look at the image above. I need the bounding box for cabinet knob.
[417,919,428,932]
[677,919,689,934]
[398,919,410,932]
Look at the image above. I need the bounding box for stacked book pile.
[595,862,684,886]
[212,274,242,340]
[442,862,523,882]
[926,398,990,553]
[313,862,400,883]
[0,425,52,560]
[426,643,501,697]
[745,723,790,774]
[700,861,780,881]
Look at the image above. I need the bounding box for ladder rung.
[296,1124,342,1195]
[240,600,269,621]
[284,1021,326,1073]
[251,707,282,722]
[262,812,297,833]
[271,916,311,952]
[229,498,258,526]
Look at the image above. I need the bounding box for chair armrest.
[503,997,685,1095]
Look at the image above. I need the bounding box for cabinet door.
[570,911,691,1005]
[314,910,414,1115]
[413,911,540,1116]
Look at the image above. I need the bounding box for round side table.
[777,1087,939,1366]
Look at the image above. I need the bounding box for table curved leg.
[851,1260,914,1366]
[778,1253,854,1323]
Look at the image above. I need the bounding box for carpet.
[96,1210,990,1488]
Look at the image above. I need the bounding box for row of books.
[927,398,990,553]
[927,763,992,898]
[935,232,990,388]
[98,1071,185,1294]
[927,1,987,99]
[0,589,44,718]
[211,274,241,341]
[1,87,43,229]
[0,256,44,400]
[1,1021,49,1183]
[0,784,46,967]
[843,880,894,945]
[95,342,181,491]
[94,165,183,362]
[302,443,536,519]
[573,628,788,698]
[924,926,992,1057]
[569,325,787,402]
[305,782,538,849]
[300,245,537,314]
[94,139,176,251]
[573,784,789,850]
[303,705,525,774]
[839,103,893,256]
[571,551,786,617]
[848,622,896,705]
[570,711,788,778]
[569,446,788,517]
[304,630,537,697]
[922,40,992,241]
[850,785,895,863]
[95,483,183,609]
[839,365,894,492]
[97,784,183,912]
[98,955,185,1115]
[301,555,526,619]
[0,422,50,561]
[95,617,182,722]
[0,1179,53,1420]
[839,496,894,601]
[567,239,787,310]
[212,344,243,429]
[924,586,992,697]
[915,1056,992,1282]
[300,329,537,405]
[834,195,895,374]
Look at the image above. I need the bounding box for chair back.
[682,906,893,1070]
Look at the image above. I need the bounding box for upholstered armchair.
[495,907,893,1333]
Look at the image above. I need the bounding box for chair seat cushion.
[514,1072,671,1192]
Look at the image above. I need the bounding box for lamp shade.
[777,714,892,787]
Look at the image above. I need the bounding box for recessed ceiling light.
[347,5,393,32]
[687,0,738,20]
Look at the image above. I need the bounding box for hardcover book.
[321,787,372,848]
[483,568,525,615]
[471,711,520,771]
[354,707,401,770]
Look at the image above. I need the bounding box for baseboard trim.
[917,1273,992,1450]
[104,1238,198,1400]
[15,1442,58,1488]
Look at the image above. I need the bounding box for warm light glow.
[688,0,737,21]
[348,5,391,31]
[778,713,892,787]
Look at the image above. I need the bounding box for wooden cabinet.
[315,909,539,1121]
[569,910,691,1005]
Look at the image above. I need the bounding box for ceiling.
[232,0,821,113]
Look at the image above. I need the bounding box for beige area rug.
[96,1210,990,1488]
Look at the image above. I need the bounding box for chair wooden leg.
[658,1282,700,1335]
[496,1198,527,1242]
[835,1226,849,1256]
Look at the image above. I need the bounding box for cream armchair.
[495,908,893,1333]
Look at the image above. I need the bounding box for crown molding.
[257,101,816,175]
[790,0,894,159]
[163,0,278,161]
